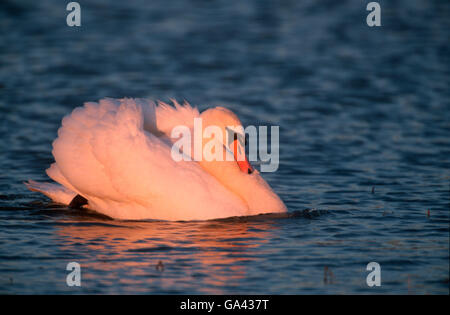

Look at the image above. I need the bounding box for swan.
[25,98,287,220]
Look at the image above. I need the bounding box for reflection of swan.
[26,98,286,220]
[56,218,275,293]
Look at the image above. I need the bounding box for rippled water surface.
[0,0,449,294]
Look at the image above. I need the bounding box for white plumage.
[26,98,286,220]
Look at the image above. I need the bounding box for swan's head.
[198,106,287,214]
[200,106,254,174]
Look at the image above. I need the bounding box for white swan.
[26,98,287,220]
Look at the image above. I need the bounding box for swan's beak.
[231,139,254,174]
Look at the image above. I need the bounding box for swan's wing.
[155,99,200,136]
[50,98,247,220]
[46,162,77,192]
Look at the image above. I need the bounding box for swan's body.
[26,98,287,220]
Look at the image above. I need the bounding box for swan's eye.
[226,127,246,150]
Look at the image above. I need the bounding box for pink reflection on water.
[56,217,278,293]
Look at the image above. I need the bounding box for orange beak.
[231,139,254,174]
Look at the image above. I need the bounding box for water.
[0,0,449,294]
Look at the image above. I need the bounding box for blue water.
[0,0,449,294]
